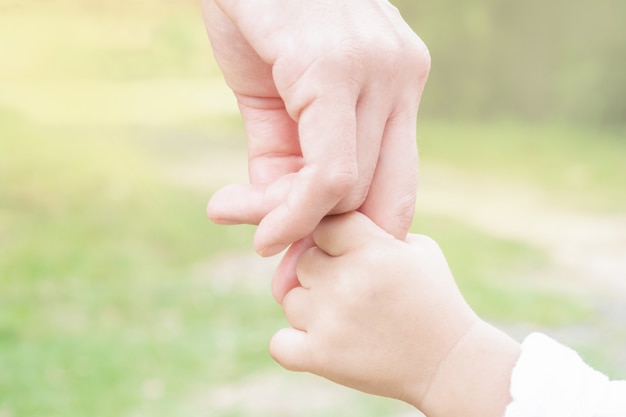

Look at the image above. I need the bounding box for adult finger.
[358,108,419,240]
[208,97,302,227]
[237,96,303,184]
[269,328,311,372]
[206,175,292,225]
[202,0,275,94]
[331,92,389,214]
[253,94,359,256]
[312,212,391,257]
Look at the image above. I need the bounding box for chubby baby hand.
[269,212,477,407]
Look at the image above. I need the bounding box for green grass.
[418,120,626,212]
[0,107,420,416]
[412,214,593,326]
[0,106,598,416]
[0,109,265,417]
[1,1,624,415]
[1,103,601,416]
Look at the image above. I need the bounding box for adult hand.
[202,0,430,261]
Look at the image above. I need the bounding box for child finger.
[295,245,333,288]
[281,286,311,331]
[313,212,390,257]
[269,328,312,373]
[272,236,315,303]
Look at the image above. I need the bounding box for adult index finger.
[253,94,359,256]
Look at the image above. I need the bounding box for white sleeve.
[504,333,626,417]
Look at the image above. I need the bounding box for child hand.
[269,212,477,407]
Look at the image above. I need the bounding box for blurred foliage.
[395,0,626,126]
[418,120,626,212]
[0,106,601,416]
[0,108,265,417]
[412,214,592,325]
[1,1,624,416]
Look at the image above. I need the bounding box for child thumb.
[269,328,312,372]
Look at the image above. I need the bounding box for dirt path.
[417,163,626,296]
[186,371,419,417]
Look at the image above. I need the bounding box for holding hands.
[201,0,430,257]
[203,4,517,415]
[271,212,520,417]
[202,4,625,416]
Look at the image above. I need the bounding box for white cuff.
[504,332,626,417]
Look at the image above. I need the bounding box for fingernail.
[209,217,239,225]
[259,244,287,257]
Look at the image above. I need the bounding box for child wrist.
[419,320,521,417]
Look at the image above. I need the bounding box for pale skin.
[202,4,519,412]
[270,212,522,417]
[201,0,430,300]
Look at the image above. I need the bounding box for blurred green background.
[1,1,625,416]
